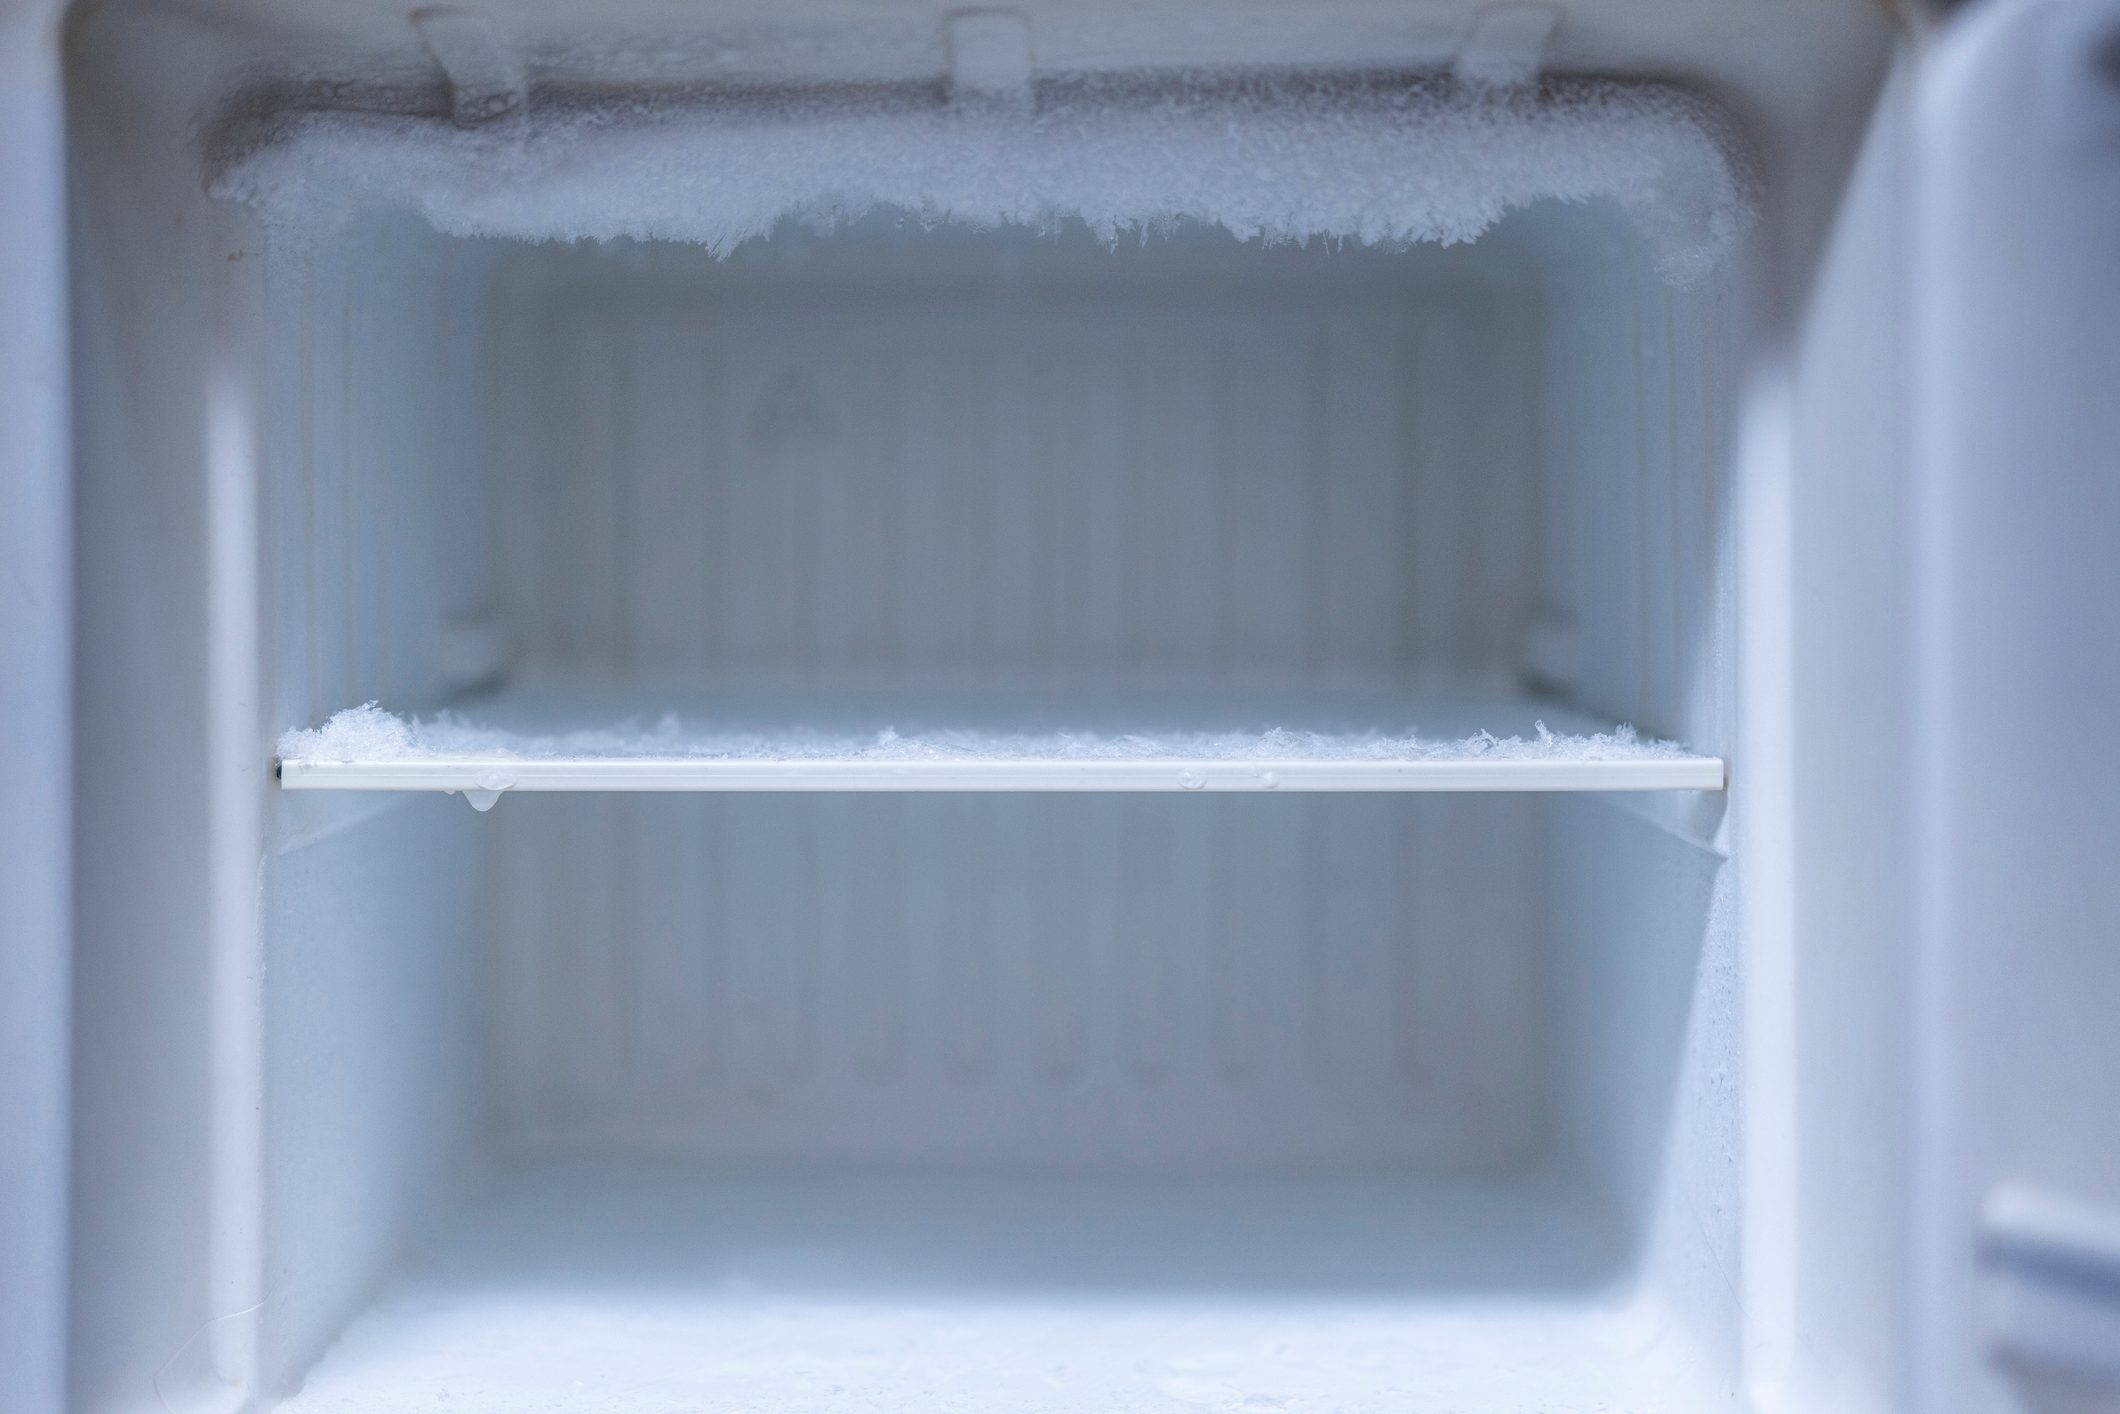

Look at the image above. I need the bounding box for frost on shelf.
[277,701,1690,765]
[212,74,1754,282]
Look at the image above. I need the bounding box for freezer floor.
[277,1162,1731,1413]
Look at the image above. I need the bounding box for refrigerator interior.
[62,1,1911,1412]
[257,212,1739,1412]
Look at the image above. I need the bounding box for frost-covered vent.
[274,692,1726,796]
[213,74,1754,282]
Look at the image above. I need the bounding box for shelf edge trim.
[276,755,1728,793]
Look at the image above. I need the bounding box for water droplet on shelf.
[1178,769,1206,790]
[1256,770,1280,789]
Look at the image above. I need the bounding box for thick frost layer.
[278,702,1689,765]
[214,75,1752,281]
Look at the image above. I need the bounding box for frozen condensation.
[213,75,1753,282]
[277,701,1691,765]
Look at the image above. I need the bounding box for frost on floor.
[276,1165,1732,1414]
[213,74,1752,282]
[276,699,1691,766]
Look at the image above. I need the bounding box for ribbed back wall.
[489,793,1545,1176]
[472,215,1732,1177]
[495,227,1540,693]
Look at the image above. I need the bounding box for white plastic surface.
[257,207,1736,1408]
[287,751,1723,794]
[53,0,1911,1401]
[1909,4,2120,1413]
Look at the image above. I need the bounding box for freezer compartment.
[252,206,1746,1410]
[69,13,1758,1408]
[261,788,1733,1412]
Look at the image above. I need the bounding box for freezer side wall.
[67,9,273,1411]
[68,7,505,1405]
[251,220,502,1394]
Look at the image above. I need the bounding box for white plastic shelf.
[275,682,1726,802]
